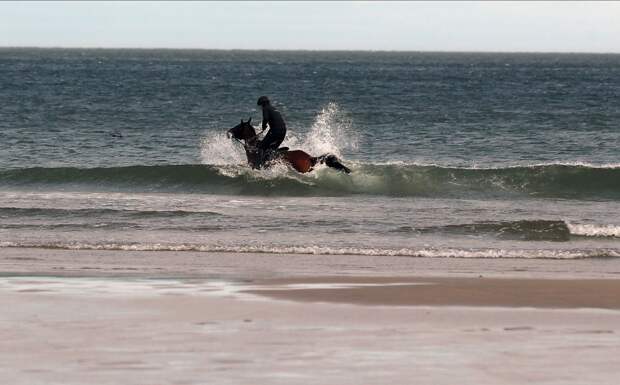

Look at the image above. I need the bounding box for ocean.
[1,48,619,259]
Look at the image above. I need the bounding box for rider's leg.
[269,135,284,151]
[258,133,275,152]
[260,132,285,152]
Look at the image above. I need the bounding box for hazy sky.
[1,1,619,52]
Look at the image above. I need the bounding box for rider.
[257,96,287,154]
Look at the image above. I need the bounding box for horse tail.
[313,154,351,174]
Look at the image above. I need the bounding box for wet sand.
[247,276,620,309]
[2,248,620,385]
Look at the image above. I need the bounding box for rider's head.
[257,96,270,107]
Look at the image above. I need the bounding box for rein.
[230,129,262,149]
[231,136,245,146]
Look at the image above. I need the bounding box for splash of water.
[295,102,358,158]
[200,131,246,166]
[200,102,357,173]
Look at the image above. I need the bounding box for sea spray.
[300,102,359,158]
[200,131,246,166]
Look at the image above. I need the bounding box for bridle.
[229,122,262,149]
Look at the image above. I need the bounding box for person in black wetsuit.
[256,96,287,153]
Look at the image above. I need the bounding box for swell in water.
[3,101,616,199]
[1,163,619,199]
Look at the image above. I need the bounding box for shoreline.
[2,247,620,310]
[3,247,620,280]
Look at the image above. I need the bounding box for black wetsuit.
[259,105,286,152]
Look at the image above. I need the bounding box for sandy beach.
[2,248,620,385]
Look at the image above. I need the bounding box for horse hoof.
[324,155,351,174]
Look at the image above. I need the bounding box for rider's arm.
[262,108,269,131]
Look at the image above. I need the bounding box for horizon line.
[1,46,620,55]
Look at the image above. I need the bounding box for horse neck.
[243,140,261,168]
[242,126,259,148]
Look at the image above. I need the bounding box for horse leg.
[282,150,351,174]
[314,154,351,174]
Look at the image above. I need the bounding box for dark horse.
[228,118,351,174]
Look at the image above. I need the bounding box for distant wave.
[1,241,618,260]
[0,207,221,219]
[0,207,224,231]
[1,207,618,241]
[401,219,620,241]
[1,163,619,199]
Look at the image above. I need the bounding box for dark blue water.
[2,48,619,167]
[1,48,619,258]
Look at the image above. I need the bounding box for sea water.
[1,48,619,259]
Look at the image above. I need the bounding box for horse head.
[227,118,257,145]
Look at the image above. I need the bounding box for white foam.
[531,161,620,169]
[0,277,243,298]
[0,277,430,300]
[2,242,619,259]
[567,223,620,238]
[356,160,620,170]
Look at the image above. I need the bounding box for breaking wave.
[566,222,620,238]
[1,241,619,259]
[405,220,620,241]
